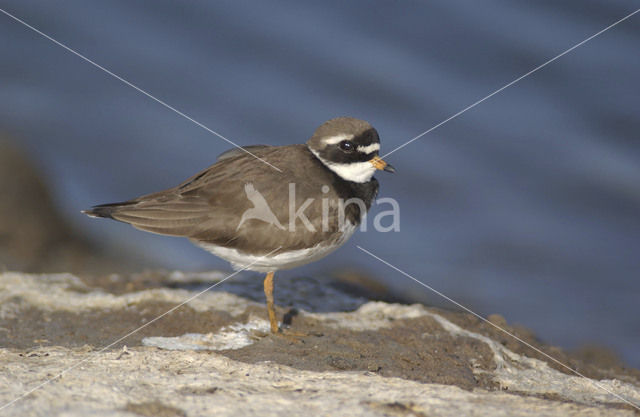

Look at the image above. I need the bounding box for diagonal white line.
[356,245,640,410]
[382,8,640,159]
[0,246,282,412]
[0,7,282,172]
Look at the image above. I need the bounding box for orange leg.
[263,271,279,333]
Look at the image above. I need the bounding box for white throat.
[310,149,376,183]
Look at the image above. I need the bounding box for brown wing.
[84,145,374,254]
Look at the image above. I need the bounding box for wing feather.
[85,145,375,254]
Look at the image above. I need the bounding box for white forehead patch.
[356,143,380,154]
[322,134,354,145]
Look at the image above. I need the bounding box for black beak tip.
[383,164,396,173]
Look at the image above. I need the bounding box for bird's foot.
[274,327,309,342]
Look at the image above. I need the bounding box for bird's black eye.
[339,140,355,152]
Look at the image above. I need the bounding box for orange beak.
[370,155,395,173]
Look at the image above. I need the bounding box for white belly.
[192,223,357,273]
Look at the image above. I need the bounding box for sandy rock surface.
[1,271,639,416]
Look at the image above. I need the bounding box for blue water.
[1,1,638,366]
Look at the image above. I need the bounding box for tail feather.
[82,201,134,219]
[82,199,210,237]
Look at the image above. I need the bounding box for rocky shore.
[1,270,639,416]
